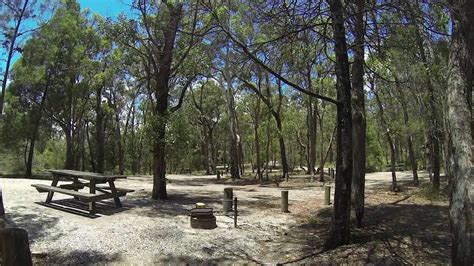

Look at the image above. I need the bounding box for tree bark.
[223,72,241,179]
[350,0,366,227]
[447,0,473,264]
[325,0,353,249]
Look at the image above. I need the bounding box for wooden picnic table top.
[49,169,127,181]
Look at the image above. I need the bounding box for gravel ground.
[1,171,443,264]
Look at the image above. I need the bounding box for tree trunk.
[152,108,167,200]
[373,85,398,191]
[65,126,74,170]
[95,90,105,174]
[325,0,353,249]
[151,3,183,200]
[319,111,325,182]
[26,80,49,176]
[265,113,271,181]
[400,91,419,185]
[255,96,263,181]
[350,0,366,227]
[447,0,473,264]
[224,73,241,179]
[209,126,217,174]
[307,102,317,179]
[407,1,441,189]
[115,111,124,175]
[275,116,289,181]
[0,0,29,115]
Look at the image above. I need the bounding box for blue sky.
[78,0,132,18]
[1,1,134,83]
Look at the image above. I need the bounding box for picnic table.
[31,170,133,214]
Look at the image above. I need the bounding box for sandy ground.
[1,171,452,264]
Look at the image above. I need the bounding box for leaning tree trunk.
[275,116,289,181]
[350,0,366,227]
[325,0,353,249]
[447,0,473,264]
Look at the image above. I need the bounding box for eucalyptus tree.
[0,0,47,115]
[204,0,356,248]
[240,70,290,181]
[109,0,209,199]
[446,0,473,264]
[189,79,225,174]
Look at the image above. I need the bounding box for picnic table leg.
[46,175,60,203]
[108,180,122,208]
[89,180,96,214]
[73,177,79,200]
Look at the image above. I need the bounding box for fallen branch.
[389,196,410,205]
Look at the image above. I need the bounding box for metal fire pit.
[190,208,217,229]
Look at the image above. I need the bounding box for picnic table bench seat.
[31,184,127,203]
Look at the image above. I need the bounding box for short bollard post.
[233,197,238,228]
[281,190,289,213]
[324,185,331,205]
[223,187,233,212]
[216,171,221,180]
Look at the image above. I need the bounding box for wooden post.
[223,187,233,212]
[0,228,33,265]
[233,197,238,228]
[217,171,221,180]
[281,190,289,213]
[324,185,331,205]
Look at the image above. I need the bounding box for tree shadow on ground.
[5,206,61,243]
[167,176,283,187]
[35,250,121,264]
[34,198,130,219]
[278,202,450,264]
[124,190,223,218]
